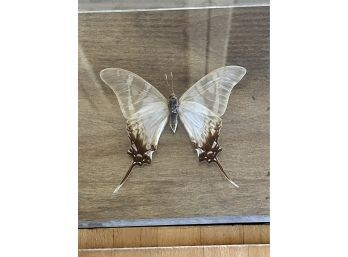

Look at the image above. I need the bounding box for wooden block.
[201,225,244,245]
[79,225,269,248]
[157,226,201,246]
[139,227,159,247]
[78,228,114,249]
[243,225,270,244]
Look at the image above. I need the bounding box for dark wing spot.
[197,122,222,164]
[126,122,154,166]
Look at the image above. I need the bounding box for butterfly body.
[168,93,179,133]
[100,66,246,193]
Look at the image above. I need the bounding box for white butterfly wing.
[180,66,246,116]
[178,66,246,188]
[179,101,221,148]
[100,68,169,193]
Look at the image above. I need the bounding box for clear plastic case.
[79,0,269,228]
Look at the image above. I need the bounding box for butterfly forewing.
[179,66,246,116]
[100,68,168,119]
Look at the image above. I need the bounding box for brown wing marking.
[113,122,156,194]
[194,121,239,188]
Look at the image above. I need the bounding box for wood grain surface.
[79,225,269,249]
[79,6,269,224]
[78,244,269,257]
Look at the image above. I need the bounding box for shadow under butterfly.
[100,66,247,194]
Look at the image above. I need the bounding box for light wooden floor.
[79,244,270,257]
[79,224,269,256]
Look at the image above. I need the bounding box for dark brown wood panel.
[79,6,269,224]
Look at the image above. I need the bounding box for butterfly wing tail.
[214,158,239,188]
[113,162,137,195]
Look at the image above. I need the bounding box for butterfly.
[100,66,247,194]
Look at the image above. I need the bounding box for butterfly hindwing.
[100,68,169,193]
[179,101,221,148]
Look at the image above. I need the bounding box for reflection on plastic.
[79,0,270,13]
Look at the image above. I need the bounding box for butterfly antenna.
[113,162,137,195]
[170,72,174,94]
[164,73,170,88]
[164,73,173,95]
[214,158,239,188]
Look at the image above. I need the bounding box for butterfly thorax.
[168,94,179,133]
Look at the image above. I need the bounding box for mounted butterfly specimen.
[100,66,247,194]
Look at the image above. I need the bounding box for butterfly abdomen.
[168,94,179,133]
